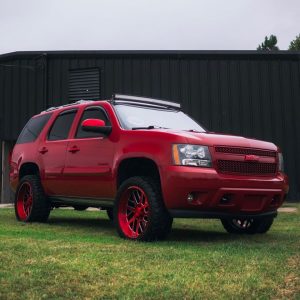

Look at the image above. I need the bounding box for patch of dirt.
[0,204,13,208]
[273,255,300,299]
[278,207,298,213]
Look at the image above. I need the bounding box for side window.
[16,113,52,144]
[76,107,110,139]
[48,110,77,141]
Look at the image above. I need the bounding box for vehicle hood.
[160,130,278,151]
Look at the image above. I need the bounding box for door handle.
[38,147,48,154]
[68,145,80,153]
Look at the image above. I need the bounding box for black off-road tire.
[255,217,274,233]
[221,216,274,234]
[73,205,88,211]
[114,176,173,241]
[106,208,114,221]
[15,175,51,222]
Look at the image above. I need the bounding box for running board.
[49,196,114,208]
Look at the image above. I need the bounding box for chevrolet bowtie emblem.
[244,155,260,162]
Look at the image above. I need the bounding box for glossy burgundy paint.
[82,118,105,128]
[10,100,289,217]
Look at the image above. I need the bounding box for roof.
[1,50,300,61]
[41,100,95,114]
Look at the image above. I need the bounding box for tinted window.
[76,107,110,138]
[16,113,52,144]
[48,110,77,141]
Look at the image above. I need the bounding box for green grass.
[0,205,299,300]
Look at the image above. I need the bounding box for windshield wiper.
[132,125,169,130]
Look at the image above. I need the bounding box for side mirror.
[81,119,112,135]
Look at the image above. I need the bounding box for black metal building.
[0,50,299,201]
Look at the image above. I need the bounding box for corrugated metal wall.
[0,51,300,200]
[0,54,46,140]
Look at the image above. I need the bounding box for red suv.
[10,94,289,241]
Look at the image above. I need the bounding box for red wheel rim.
[118,186,150,238]
[232,218,254,229]
[16,182,33,221]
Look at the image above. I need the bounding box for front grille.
[217,160,277,175]
[215,146,276,157]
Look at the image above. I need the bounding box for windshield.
[114,104,205,132]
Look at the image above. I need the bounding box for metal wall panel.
[0,51,299,200]
[0,56,45,141]
[68,68,100,101]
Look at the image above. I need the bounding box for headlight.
[172,144,212,167]
[278,153,284,172]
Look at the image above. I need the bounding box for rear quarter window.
[16,113,52,144]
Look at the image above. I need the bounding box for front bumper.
[161,166,289,215]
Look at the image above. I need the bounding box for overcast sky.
[0,0,299,54]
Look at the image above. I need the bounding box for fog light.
[270,195,280,205]
[220,194,231,204]
[187,193,194,203]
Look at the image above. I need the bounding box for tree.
[257,35,279,51]
[288,34,300,50]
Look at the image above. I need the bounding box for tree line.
[257,34,300,51]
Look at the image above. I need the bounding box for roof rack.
[42,99,94,113]
[111,94,181,109]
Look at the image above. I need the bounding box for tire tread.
[15,175,50,222]
[114,176,172,241]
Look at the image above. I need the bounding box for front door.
[62,106,115,199]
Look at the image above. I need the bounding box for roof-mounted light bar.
[112,94,181,109]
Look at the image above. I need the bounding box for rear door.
[62,106,115,199]
[38,109,77,196]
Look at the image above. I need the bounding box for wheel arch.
[19,162,40,180]
[116,157,162,190]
